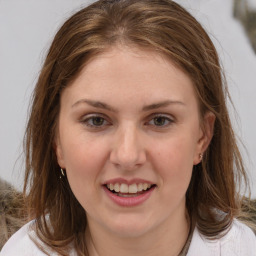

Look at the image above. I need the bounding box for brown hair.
[24,0,254,255]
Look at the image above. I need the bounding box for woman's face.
[55,47,214,238]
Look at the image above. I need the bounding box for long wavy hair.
[23,0,254,255]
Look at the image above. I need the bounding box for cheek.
[152,135,196,187]
[60,133,109,186]
[61,137,109,209]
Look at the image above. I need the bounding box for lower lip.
[103,186,156,207]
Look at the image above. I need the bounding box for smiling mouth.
[104,183,156,197]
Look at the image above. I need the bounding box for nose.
[110,124,147,170]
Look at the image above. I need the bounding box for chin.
[104,213,156,238]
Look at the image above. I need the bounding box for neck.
[85,209,190,256]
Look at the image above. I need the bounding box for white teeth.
[106,182,153,194]
[143,183,148,190]
[138,183,143,192]
[114,183,119,193]
[120,184,129,193]
[128,184,137,193]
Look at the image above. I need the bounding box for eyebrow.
[72,99,185,112]
[72,99,117,112]
[142,100,185,111]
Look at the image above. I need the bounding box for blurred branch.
[234,0,256,53]
[0,179,27,250]
[239,197,256,234]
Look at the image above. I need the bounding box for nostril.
[109,152,146,170]
[109,133,146,168]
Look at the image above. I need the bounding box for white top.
[1,219,256,255]
[187,219,256,256]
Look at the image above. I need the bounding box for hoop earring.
[199,153,203,162]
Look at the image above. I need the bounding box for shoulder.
[1,220,55,256]
[219,219,256,255]
[187,219,256,256]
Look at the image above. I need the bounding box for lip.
[102,182,156,207]
[103,178,154,186]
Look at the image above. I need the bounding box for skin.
[55,46,215,256]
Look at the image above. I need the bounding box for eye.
[81,114,110,129]
[147,114,174,127]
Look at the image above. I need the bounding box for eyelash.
[80,113,174,129]
[80,114,111,129]
[146,114,174,128]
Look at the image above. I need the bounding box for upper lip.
[103,178,155,185]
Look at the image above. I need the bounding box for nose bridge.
[110,122,146,169]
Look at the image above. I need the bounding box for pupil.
[93,117,104,126]
[154,117,165,126]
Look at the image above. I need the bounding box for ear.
[54,135,66,169]
[193,111,215,165]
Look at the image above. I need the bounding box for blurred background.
[0,0,256,196]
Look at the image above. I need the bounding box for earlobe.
[194,111,215,165]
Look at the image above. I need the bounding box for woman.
[1,0,255,255]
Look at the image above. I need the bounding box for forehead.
[63,46,198,110]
